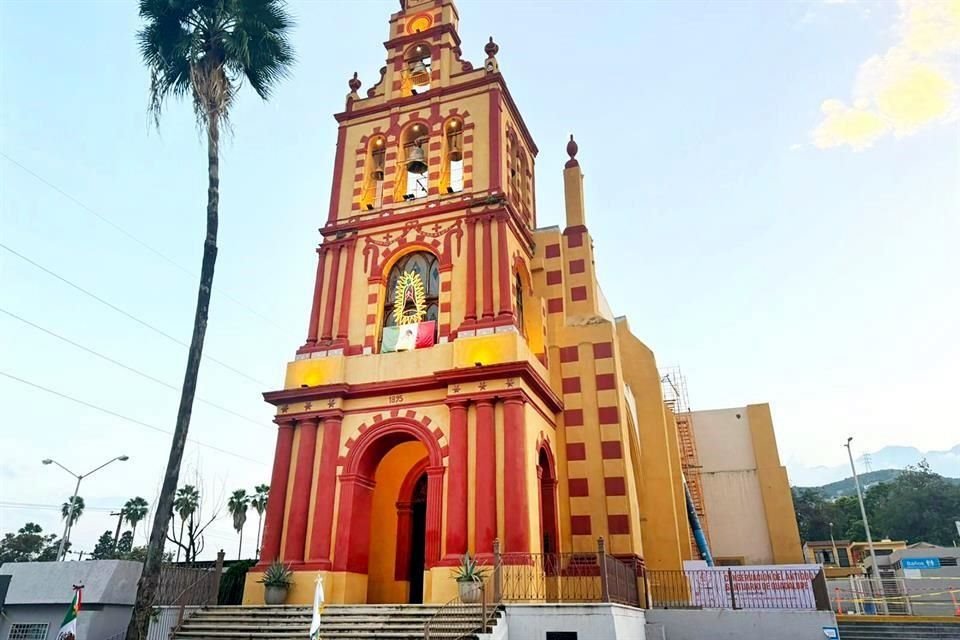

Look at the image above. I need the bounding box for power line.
[0,151,294,337]
[0,242,268,387]
[0,502,120,513]
[0,370,268,466]
[0,306,269,430]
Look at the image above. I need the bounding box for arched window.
[360,135,386,211]
[515,271,524,336]
[381,251,440,351]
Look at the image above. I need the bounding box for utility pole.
[112,510,125,550]
[845,437,884,614]
[829,522,840,565]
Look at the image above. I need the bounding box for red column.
[496,216,513,319]
[332,474,376,572]
[445,401,469,558]
[283,418,319,563]
[503,397,530,552]
[320,244,342,342]
[258,422,294,564]
[425,466,445,566]
[308,415,342,566]
[481,217,494,320]
[335,242,356,342]
[305,247,326,345]
[475,399,497,554]
[465,218,477,322]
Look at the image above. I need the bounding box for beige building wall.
[691,405,803,565]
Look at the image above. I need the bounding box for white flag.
[309,575,325,640]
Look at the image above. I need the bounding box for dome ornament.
[484,36,499,57]
[484,36,499,74]
[348,71,362,92]
[565,134,579,168]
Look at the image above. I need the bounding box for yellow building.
[244,0,803,605]
[803,539,907,578]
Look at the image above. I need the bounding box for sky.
[1,0,958,560]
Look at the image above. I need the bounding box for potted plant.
[452,553,488,604]
[257,561,293,605]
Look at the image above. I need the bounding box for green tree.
[61,495,85,527]
[91,530,118,560]
[117,531,135,555]
[130,2,294,636]
[0,523,63,563]
[228,489,250,560]
[123,497,150,542]
[171,485,200,562]
[251,484,269,558]
[871,461,960,545]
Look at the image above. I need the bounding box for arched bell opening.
[538,446,560,565]
[360,135,387,211]
[396,122,429,202]
[403,42,432,95]
[440,117,464,195]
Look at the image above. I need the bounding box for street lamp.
[843,437,879,575]
[42,455,129,561]
[829,521,839,566]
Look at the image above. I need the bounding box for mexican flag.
[382,321,435,353]
[57,587,82,640]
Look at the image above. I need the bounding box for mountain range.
[786,444,960,487]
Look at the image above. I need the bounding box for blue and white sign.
[822,627,839,639]
[902,557,940,570]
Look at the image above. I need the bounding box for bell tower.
[252,0,562,606]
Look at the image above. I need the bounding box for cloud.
[812,0,960,150]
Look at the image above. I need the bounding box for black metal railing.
[646,567,824,610]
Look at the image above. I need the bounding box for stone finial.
[348,71,362,92]
[565,134,579,168]
[485,36,499,57]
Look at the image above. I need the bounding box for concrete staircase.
[837,616,960,639]
[172,604,501,640]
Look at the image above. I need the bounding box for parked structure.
[245,0,803,606]
[804,539,907,578]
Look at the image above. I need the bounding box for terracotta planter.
[458,580,483,604]
[264,585,289,605]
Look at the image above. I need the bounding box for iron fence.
[647,568,824,610]
[829,575,960,617]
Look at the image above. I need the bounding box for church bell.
[409,60,430,86]
[372,149,386,180]
[448,132,463,162]
[406,143,428,174]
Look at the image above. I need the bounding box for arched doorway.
[538,446,560,557]
[333,419,445,604]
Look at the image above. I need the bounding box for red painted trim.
[307,416,343,565]
[489,87,502,192]
[566,442,586,460]
[445,400,469,556]
[496,217,513,319]
[424,466,445,566]
[336,240,357,340]
[570,286,587,302]
[465,218,477,321]
[320,245,342,341]
[474,399,497,554]
[604,477,627,496]
[258,424,294,563]
[546,270,562,286]
[481,216,494,319]
[503,397,529,553]
[564,409,584,426]
[598,406,619,424]
[561,377,581,394]
[571,515,592,535]
[595,373,616,390]
[608,514,630,534]
[559,346,579,363]
[569,259,585,274]
[284,419,319,562]
[327,126,348,225]
[564,226,586,247]
[547,297,563,313]
[601,440,623,459]
[593,342,614,359]
[544,243,561,259]
[304,247,326,346]
[568,478,590,497]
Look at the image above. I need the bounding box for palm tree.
[123,497,150,542]
[251,484,269,558]
[61,496,85,527]
[172,485,200,562]
[228,489,250,560]
[128,4,293,636]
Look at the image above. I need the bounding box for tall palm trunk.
[126,111,219,640]
[255,514,263,559]
[238,528,243,561]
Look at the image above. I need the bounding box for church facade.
[244,0,802,605]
